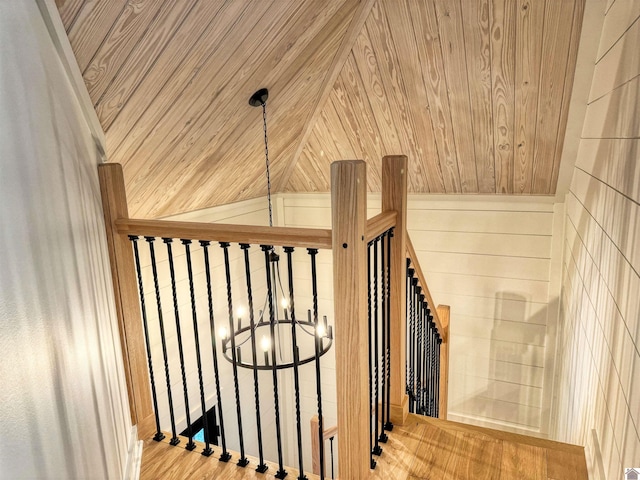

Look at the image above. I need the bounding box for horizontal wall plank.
[582,75,640,138]
[452,314,547,347]
[596,0,640,61]
[574,138,640,203]
[417,251,550,282]
[407,210,554,235]
[434,292,550,325]
[409,230,551,258]
[590,13,640,102]
[450,355,544,388]
[450,372,543,408]
[428,271,549,304]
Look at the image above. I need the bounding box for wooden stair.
[139,414,587,479]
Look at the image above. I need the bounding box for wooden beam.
[115,218,332,249]
[277,0,376,192]
[331,160,369,478]
[98,163,154,437]
[437,304,450,420]
[365,210,397,242]
[381,155,409,425]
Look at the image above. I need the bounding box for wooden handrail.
[406,234,444,337]
[115,218,332,249]
[365,211,397,242]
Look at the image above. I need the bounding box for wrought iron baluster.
[182,239,212,456]
[308,248,325,480]
[261,245,287,479]
[367,240,376,470]
[130,236,164,442]
[379,232,389,443]
[436,334,442,418]
[146,236,179,445]
[240,243,268,473]
[200,241,231,461]
[284,247,308,480]
[372,237,382,456]
[416,289,423,414]
[219,242,249,467]
[164,238,195,451]
[385,230,393,431]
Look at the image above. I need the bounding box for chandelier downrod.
[249,88,273,228]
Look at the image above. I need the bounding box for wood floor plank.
[499,441,547,480]
[140,414,587,480]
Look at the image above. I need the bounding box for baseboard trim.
[124,425,143,480]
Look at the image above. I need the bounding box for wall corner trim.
[35,0,106,160]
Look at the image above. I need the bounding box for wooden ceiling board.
[83,0,168,103]
[491,0,516,193]
[514,0,544,194]
[433,0,480,193]
[57,0,585,217]
[530,0,579,193]
[461,0,496,193]
[66,0,128,72]
[91,0,200,124]
[550,0,585,194]
[276,0,377,192]
[288,0,584,199]
[55,0,84,28]
[103,0,242,163]
[405,0,459,193]
[131,0,359,217]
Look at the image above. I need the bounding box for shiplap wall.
[553,0,640,478]
[279,192,561,436]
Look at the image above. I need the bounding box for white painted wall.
[279,192,562,439]
[0,2,131,478]
[552,0,640,477]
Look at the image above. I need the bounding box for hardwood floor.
[140,414,587,479]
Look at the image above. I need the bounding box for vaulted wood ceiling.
[56,0,585,218]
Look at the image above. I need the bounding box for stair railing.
[100,155,449,480]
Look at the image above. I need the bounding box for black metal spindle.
[436,334,442,418]
[182,239,212,456]
[431,318,437,416]
[372,237,382,456]
[130,236,164,442]
[329,435,335,480]
[367,241,376,469]
[414,288,424,413]
[146,236,179,445]
[385,230,393,431]
[423,305,429,414]
[308,248,325,480]
[164,238,196,451]
[379,233,388,443]
[200,241,231,462]
[262,245,287,479]
[284,247,308,480]
[240,244,268,473]
[220,242,249,467]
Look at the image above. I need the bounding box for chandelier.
[218,88,333,371]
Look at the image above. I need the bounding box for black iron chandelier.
[217,88,333,372]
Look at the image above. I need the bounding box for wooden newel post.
[332,160,369,478]
[437,304,450,420]
[98,163,154,438]
[382,155,409,425]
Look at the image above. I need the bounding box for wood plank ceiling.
[56,0,585,218]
